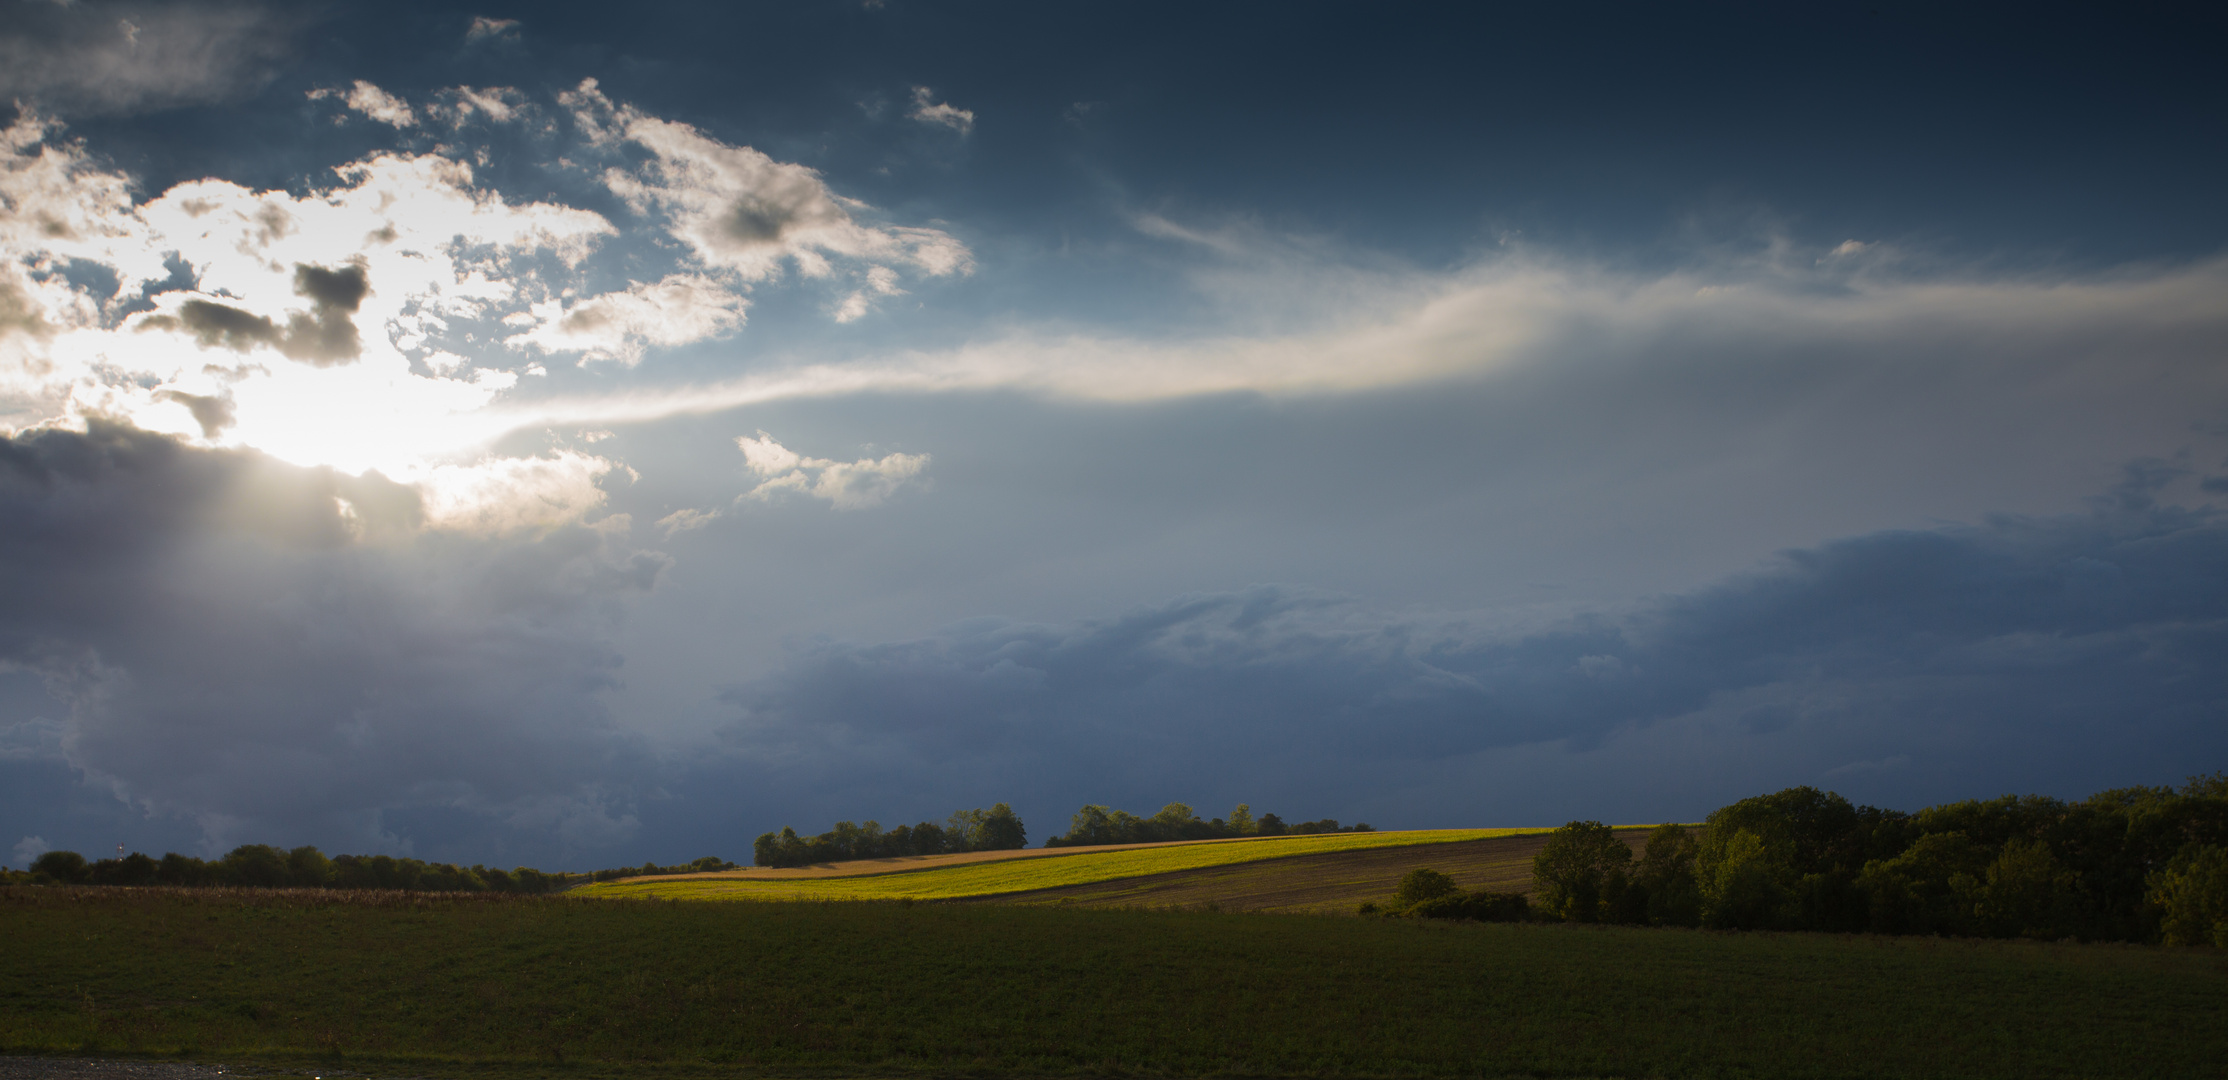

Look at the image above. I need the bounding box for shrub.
[1392,867,1460,908]
[30,850,87,884]
[1408,890,1531,923]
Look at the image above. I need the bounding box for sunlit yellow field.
[575,828,1546,901]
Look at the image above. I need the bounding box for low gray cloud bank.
[0,423,665,862]
[4,427,2218,862]
[712,462,2227,827]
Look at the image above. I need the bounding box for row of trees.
[1044,802,1375,847]
[4,846,739,892]
[1505,774,2228,944]
[752,804,1027,868]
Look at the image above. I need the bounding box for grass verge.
[3,886,2223,1079]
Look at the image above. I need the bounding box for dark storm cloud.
[0,422,667,861]
[162,263,368,366]
[0,1,303,116]
[712,463,2228,819]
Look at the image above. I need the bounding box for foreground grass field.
[3,887,2223,1080]
[579,828,1541,901]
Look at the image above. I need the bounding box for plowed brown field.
[970,827,1656,913]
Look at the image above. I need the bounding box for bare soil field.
[970,827,1656,913]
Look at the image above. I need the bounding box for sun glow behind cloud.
[0,85,975,529]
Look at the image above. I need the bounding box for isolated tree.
[1532,821,1632,923]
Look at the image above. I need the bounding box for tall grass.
[2,885,2221,1079]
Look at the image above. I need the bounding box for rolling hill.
[574,826,1657,905]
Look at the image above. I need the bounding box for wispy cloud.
[0,0,302,116]
[465,15,519,41]
[307,80,419,128]
[907,86,974,135]
[737,432,930,509]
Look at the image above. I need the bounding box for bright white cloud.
[505,273,747,365]
[0,110,636,531]
[416,451,616,535]
[908,86,975,134]
[737,432,930,509]
[565,79,972,284]
[434,85,527,125]
[309,80,419,128]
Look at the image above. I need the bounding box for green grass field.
[578,828,1543,901]
[3,886,2223,1080]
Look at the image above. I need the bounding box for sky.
[2,1,2225,870]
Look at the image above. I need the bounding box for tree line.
[1377,774,2228,945]
[1044,802,1374,847]
[752,804,1027,868]
[2,845,739,892]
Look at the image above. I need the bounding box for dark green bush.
[30,850,87,884]
[1407,890,1531,923]
[1393,867,1460,908]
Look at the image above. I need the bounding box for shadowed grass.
[2,886,2224,1080]
[577,828,1543,901]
